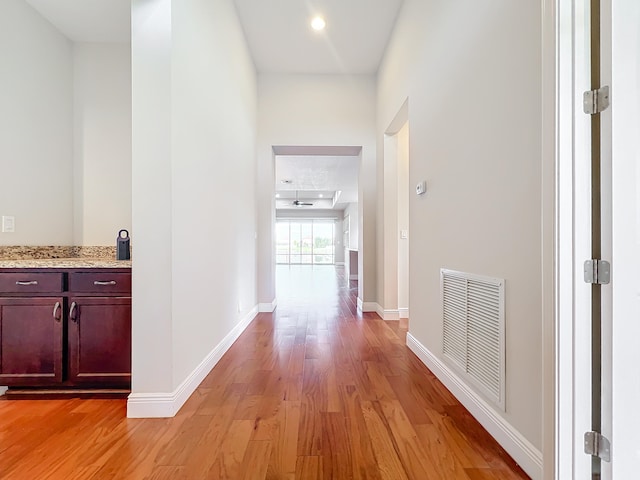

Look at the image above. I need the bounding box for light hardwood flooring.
[0,265,529,479]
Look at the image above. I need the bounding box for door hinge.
[583,86,610,114]
[584,431,611,462]
[584,259,610,285]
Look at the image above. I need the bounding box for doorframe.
[543,0,594,477]
[380,100,409,321]
[549,0,625,478]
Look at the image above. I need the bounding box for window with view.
[276,220,335,265]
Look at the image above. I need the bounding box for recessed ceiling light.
[311,16,326,31]
[275,193,280,198]
[318,194,324,198]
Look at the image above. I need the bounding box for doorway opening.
[382,100,410,325]
[272,146,361,302]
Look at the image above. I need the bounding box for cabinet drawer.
[68,272,131,294]
[0,273,64,293]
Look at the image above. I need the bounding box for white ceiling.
[233,0,404,74]
[25,0,131,43]
[24,1,397,210]
[24,0,404,71]
[275,155,359,210]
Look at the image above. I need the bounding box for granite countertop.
[0,258,132,269]
[0,246,131,269]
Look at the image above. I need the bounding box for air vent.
[441,269,505,410]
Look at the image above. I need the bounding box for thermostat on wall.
[416,181,427,195]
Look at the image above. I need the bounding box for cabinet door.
[67,297,131,387]
[0,297,64,385]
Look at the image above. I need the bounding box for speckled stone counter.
[0,246,131,269]
[0,246,119,260]
[0,258,131,269]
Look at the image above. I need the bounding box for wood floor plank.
[145,466,187,480]
[426,410,491,469]
[360,400,410,480]
[238,441,272,480]
[385,375,434,425]
[326,363,343,412]
[263,400,300,478]
[246,395,283,442]
[0,266,529,480]
[281,401,303,474]
[374,399,442,479]
[465,467,529,480]
[414,423,473,479]
[297,389,323,455]
[295,456,323,479]
[320,412,354,479]
[340,385,383,480]
[207,419,253,479]
[443,405,528,475]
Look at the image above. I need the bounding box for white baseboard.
[406,333,543,480]
[259,298,277,313]
[399,307,409,319]
[127,305,259,418]
[357,297,378,313]
[349,274,358,280]
[0,386,7,396]
[376,304,400,321]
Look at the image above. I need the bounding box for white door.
[594,0,640,477]
[561,0,640,477]
[609,0,640,476]
[557,0,616,477]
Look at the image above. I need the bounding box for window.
[276,219,335,265]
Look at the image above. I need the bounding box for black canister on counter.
[116,229,131,260]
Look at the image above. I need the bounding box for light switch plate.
[400,230,408,240]
[2,216,15,233]
[416,181,427,195]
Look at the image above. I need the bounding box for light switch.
[1,216,15,233]
[400,229,408,240]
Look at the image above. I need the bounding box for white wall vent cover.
[441,269,505,410]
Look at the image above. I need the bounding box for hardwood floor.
[0,265,529,479]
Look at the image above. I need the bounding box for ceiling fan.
[293,191,313,207]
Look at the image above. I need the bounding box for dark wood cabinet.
[67,296,131,386]
[0,297,64,385]
[0,268,131,393]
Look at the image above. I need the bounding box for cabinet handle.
[15,280,38,286]
[69,302,78,322]
[94,281,117,286]
[52,302,61,322]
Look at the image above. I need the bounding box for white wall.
[382,132,398,311]
[377,0,545,475]
[343,202,359,250]
[171,0,257,387]
[0,0,73,246]
[275,209,344,264]
[257,74,376,306]
[130,0,257,406]
[73,43,132,246]
[397,123,409,314]
[131,0,174,395]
